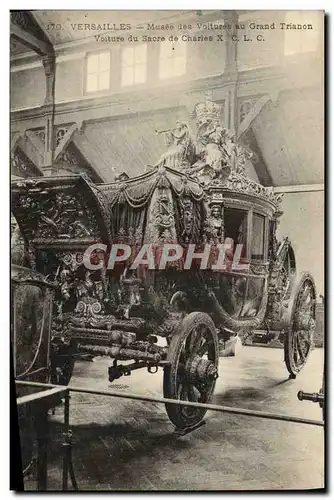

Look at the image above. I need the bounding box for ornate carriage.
[11,100,316,431]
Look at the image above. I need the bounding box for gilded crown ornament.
[194,99,222,124]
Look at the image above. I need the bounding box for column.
[42,54,56,172]
[224,11,239,136]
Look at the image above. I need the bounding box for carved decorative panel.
[11,176,112,247]
[54,125,73,147]
[54,142,102,183]
[11,148,40,178]
[57,148,79,166]
[14,191,99,241]
[30,128,46,145]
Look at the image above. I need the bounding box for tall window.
[159,41,187,79]
[86,51,111,93]
[251,213,265,260]
[224,208,248,248]
[121,44,147,86]
[284,11,322,55]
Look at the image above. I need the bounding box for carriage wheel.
[284,273,316,379]
[163,311,219,429]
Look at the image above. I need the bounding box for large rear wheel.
[284,273,316,378]
[163,312,219,429]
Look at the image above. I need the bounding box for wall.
[237,10,323,70]
[55,57,85,102]
[237,11,286,70]
[251,69,323,187]
[276,190,324,299]
[10,30,228,111]
[10,66,46,109]
[11,10,322,111]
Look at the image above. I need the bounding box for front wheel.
[163,312,219,429]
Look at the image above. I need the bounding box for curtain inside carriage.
[100,168,206,270]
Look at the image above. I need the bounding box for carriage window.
[283,247,296,275]
[224,208,248,255]
[251,213,265,260]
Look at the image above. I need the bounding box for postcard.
[10,10,324,491]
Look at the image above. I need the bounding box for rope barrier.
[16,379,324,428]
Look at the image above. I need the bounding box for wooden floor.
[24,346,324,491]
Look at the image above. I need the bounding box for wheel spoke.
[179,384,199,417]
[177,382,188,403]
[181,384,189,401]
[195,382,209,401]
[198,340,210,357]
[188,384,200,402]
[301,285,310,302]
[185,331,194,352]
[186,328,197,352]
[190,326,205,356]
[176,362,185,384]
[292,334,298,363]
[296,334,306,364]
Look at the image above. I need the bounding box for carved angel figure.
[192,118,235,182]
[155,121,196,170]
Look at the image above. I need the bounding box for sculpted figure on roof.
[190,99,236,183]
[154,121,196,171]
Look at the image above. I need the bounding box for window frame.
[121,44,148,87]
[250,212,266,261]
[224,206,249,258]
[159,40,187,80]
[222,202,270,264]
[84,50,112,95]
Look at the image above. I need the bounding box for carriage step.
[174,419,206,436]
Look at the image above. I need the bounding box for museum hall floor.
[25,346,324,491]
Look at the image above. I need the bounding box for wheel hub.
[185,355,218,383]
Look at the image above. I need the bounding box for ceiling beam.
[237,95,271,140]
[11,146,43,178]
[16,135,44,171]
[54,124,79,162]
[274,184,324,194]
[10,21,53,56]
[11,132,21,153]
[72,131,110,183]
[243,128,273,187]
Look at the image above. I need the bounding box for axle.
[76,343,167,363]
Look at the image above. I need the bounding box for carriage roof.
[11,165,282,253]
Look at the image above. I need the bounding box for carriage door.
[217,207,249,318]
[239,211,268,319]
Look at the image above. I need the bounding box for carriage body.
[11,163,316,430]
